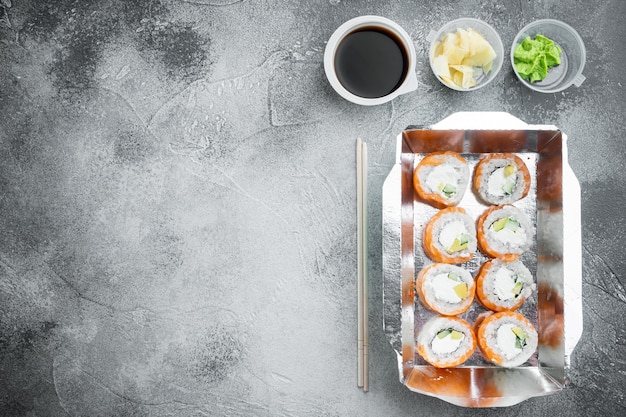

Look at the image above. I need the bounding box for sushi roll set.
[413,151,537,368]
[416,152,532,266]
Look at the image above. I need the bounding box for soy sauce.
[334,26,408,98]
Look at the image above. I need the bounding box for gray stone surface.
[1,0,625,415]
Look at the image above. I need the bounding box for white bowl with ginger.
[428,18,504,91]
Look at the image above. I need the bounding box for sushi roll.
[476,311,538,368]
[413,151,470,208]
[474,153,531,205]
[423,207,477,264]
[417,316,476,368]
[477,205,533,261]
[416,263,475,316]
[475,259,535,311]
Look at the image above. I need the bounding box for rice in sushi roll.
[416,263,475,316]
[476,311,538,368]
[413,152,470,208]
[477,205,533,261]
[476,259,535,312]
[417,316,476,368]
[423,207,477,264]
[474,153,531,205]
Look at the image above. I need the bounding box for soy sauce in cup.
[324,16,418,106]
[334,27,408,98]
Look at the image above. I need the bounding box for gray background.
[1,0,625,416]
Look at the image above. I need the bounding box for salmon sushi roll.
[423,207,477,264]
[417,316,476,368]
[416,263,475,316]
[477,205,533,261]
[413,151,469,208]
[476,311,538,367]
[474,153,531,205]
[475,259,535,311]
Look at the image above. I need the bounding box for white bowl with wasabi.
[511,19,586,93]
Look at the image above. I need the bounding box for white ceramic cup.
[324,16,418,106]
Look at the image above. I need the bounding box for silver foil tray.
[382,112,582,407]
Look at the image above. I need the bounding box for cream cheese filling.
[427,273,463,304]
[431,331,465,355]
[439,220,467,249]
[426,164,459,197]
[487,166,517,197]
[496,323,523,359]
[493,267,518,300]
[491,220,527,246]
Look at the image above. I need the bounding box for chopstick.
[362,140,369,392]
[356,138,369,392]
[357,138,364,388]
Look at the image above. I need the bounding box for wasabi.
[513,34,562,83]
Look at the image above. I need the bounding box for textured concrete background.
[1,0,625,416]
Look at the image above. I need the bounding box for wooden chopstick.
[357,138,364,389]
[362,140,369,392]
[356,138,369,392]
